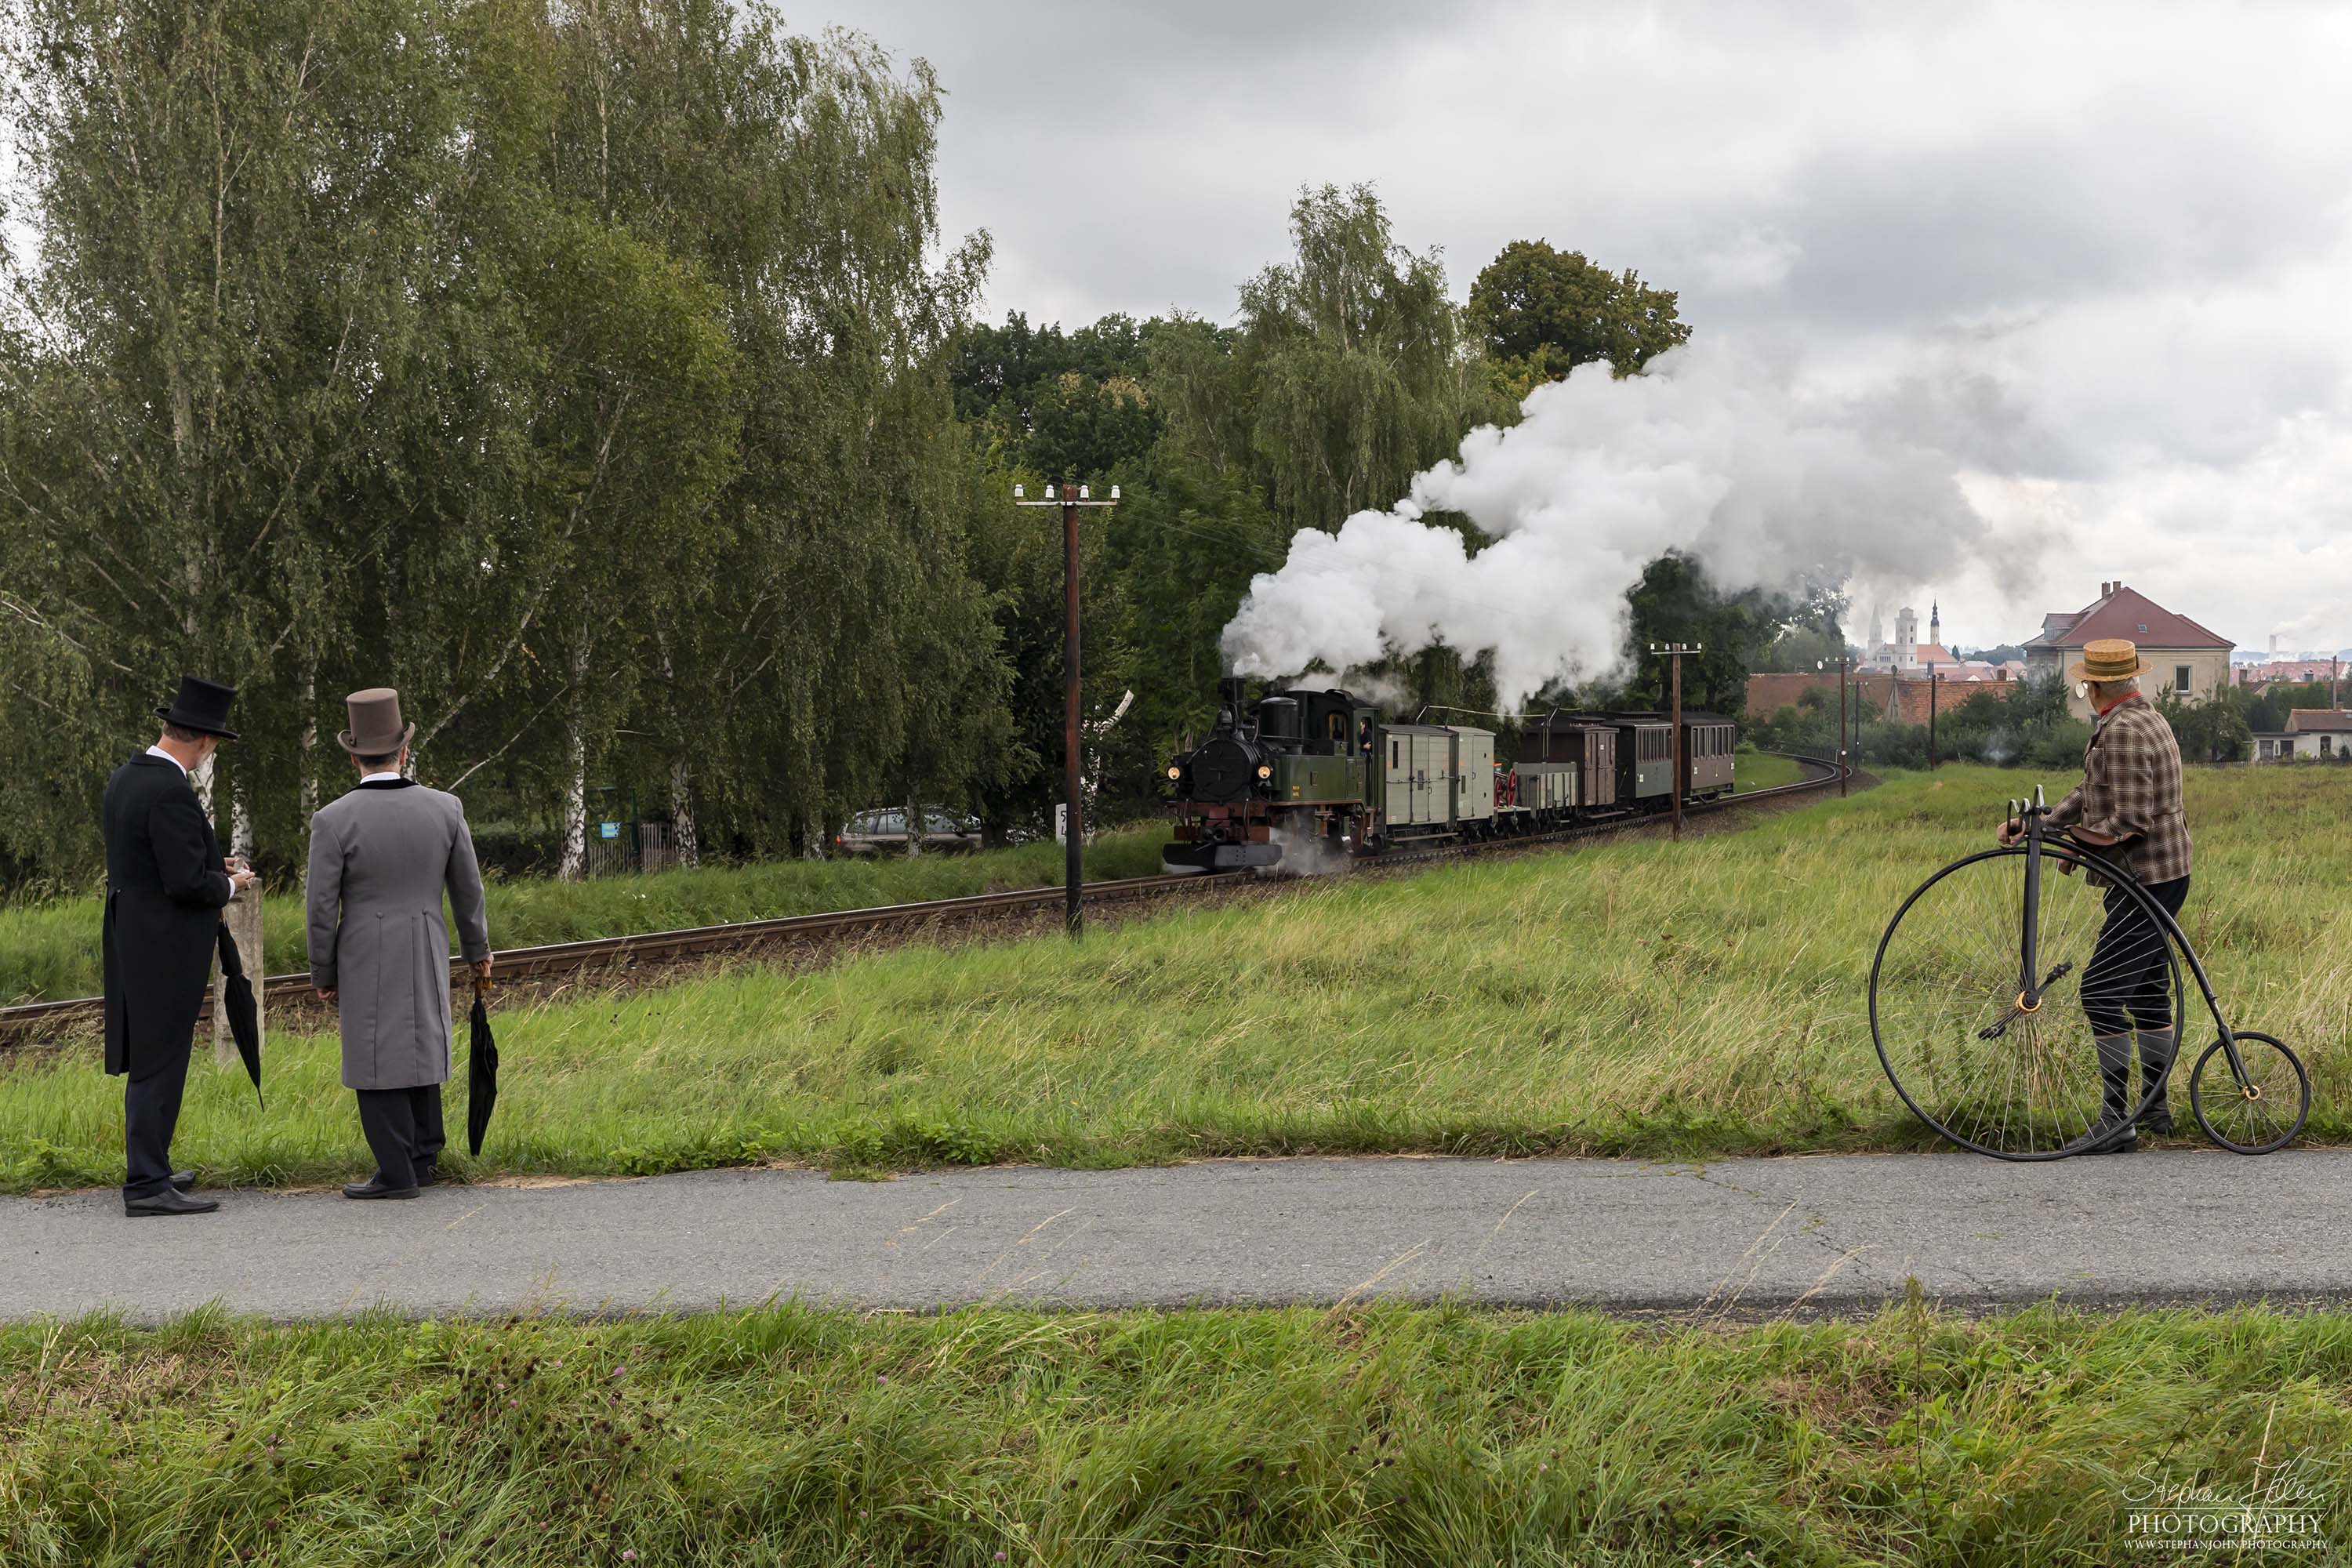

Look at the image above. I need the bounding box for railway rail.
[0,752,1851,1041]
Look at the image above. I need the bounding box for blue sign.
[599,822,620,840]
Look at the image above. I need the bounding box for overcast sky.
[826,0,2352,658]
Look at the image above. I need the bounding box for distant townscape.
[1749,579,2349,768]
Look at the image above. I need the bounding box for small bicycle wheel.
[2190,1030,2309,1154]
[1871,845,2181,1160]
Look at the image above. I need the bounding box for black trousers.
[355,1085,446,1189]
[123,1037,195,1201]
[2082,875,2190,1037]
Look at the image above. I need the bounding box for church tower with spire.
[1929,601,1940,652]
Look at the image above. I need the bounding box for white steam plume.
[1221,339,2054,702]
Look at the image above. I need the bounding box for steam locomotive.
[1161,676,1735,873]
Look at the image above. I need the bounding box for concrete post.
[212,879,263,1066]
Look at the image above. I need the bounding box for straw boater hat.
[2067,637,2151,685]
[337,688,416,755]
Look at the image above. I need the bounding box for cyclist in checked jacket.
[1997,637,2192,1152]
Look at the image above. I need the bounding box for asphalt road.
[4,1149,2345,1323]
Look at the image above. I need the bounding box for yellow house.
[2021,582,2234,722]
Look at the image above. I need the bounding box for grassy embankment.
[1733,745,1807,791]
[5,764,2344,1191]
[0,826,1170,1006]
[5,1300,2350,1566]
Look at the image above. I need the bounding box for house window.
[2175,665,2192,694]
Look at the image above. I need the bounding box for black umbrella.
[214,920,263,1108]
[466,971,499,1156]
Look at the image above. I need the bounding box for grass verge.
[1734,746,1807,791]
[4,766,2343,1191]
[3,1300,2349,1566]
[0,826,1170,1006]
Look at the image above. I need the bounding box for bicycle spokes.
[1871,844,2180,1160]
[2190,1031,2310,1155]
[1878,796,2309,1159]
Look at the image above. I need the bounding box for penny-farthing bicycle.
[1871,788,2308,1160]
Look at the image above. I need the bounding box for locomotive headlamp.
[1167,764,1181,780]
[1256,764,1272,779]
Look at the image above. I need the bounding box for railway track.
[0,752,1852,1041]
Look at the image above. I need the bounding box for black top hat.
[154,675,240,740]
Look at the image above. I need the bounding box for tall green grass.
[5,1300,2349,1566]
[0,826,1170,1005]
[5,765,2343,1191]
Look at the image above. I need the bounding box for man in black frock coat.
[103,676,256,1217]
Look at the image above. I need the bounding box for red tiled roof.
[2022,586,2230,652]
[2285,710,2352,733]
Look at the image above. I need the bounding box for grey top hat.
[338,688,416,756]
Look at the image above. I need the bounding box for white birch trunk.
[560,646,589,880]
[905,790,921,857]
[299,665,318,826]
[670,757,699,869]
[230,782,252,859]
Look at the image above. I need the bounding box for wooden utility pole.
[1820,654,1850,797]
[1650,642,1700,840]
[1014,477,1119,934]
[1838,657,1849,797]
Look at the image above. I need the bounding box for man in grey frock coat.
[306,689,493,1199]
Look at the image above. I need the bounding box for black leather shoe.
[415,1163,440,1189]
[126,1187,220,1218]
[169,1169,198,1192]
[2082,1117,2139,1154]
[343,1175,419,1200]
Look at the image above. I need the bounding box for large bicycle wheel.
[1871,845,2183,1160]
[2189,1030,2309,1154]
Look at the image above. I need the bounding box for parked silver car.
[835,807,984,855]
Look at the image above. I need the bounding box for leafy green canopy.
[1468,238,1690,387]
[0,0,1009,887]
